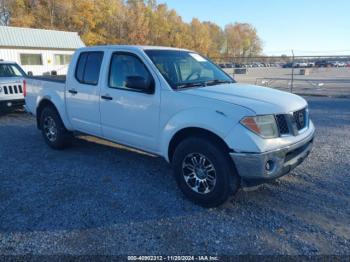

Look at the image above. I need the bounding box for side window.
[109,53,154,93]
[75,52,103,85]
[75,53,88,83]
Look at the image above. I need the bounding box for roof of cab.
[76,45,190,52]
[0,60,17,64]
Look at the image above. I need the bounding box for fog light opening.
[265,160,275,173]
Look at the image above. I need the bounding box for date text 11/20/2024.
[127,255,219,261]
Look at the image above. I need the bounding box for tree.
[7,0,36,27]
[225,22,262,57]
[0,0,11,25]
[124,0,150,45]
[6,0,263,58]
[204,21,225,58]
[190,18,210,55]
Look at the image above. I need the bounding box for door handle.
[101,95,113,100]
[68,89,78,94]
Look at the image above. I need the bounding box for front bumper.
[0,99,25,110]
[230,130,315,184]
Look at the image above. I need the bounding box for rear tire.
[40,106,72,149]
[172,137,239,207]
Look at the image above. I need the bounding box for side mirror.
[125,76,154,94]
[27,71,33,76]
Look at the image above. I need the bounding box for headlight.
[240,115,279,138]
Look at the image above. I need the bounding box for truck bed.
[28,75,66,83]
[25,76,66,116]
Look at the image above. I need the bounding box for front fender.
[160,107,243,161]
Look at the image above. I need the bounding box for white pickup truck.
[25,45,315,207]
[0,60,26,111]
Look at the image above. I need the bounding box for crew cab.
[0,60,26,112]
[25,45,315,207]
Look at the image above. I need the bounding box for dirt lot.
[0,96,349,255]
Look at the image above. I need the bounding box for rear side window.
[75,52,103,85]
[75,53,88,82]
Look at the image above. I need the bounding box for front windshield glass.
[0,64,26,77]
[145,50,235,89]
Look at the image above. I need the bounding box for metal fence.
[211,55,350,97]
[211,55,350,67]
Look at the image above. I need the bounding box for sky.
[158,0,350,56]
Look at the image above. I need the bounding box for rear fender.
[36,94,73,130]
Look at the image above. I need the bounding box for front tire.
[40,106,72,149]
[172,137,239,207]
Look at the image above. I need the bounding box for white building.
[0,26,85,75]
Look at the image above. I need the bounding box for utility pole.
[291,49,295,93]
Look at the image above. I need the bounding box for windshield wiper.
[176,79,233,89]
[176,82,205,89]
[204,79,233,86]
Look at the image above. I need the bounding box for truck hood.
[0,77,23,84]
[181,83,307,114]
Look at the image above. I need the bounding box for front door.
[100,51,161,152]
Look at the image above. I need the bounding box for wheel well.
[168,127,232,162]
[36,99,57,129]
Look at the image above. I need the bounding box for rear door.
[66,51,104,136]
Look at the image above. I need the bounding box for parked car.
[282,62,294,68]
[332,61,346,67]
[0,60,26,112]
[225,63,235,68]
[252,62,264,67]
[315,60,333,68]
[234,63,244,68]
[295,62,308,68]
[25,45,315,207]
[283,62,308,68]
[307,62,315,68]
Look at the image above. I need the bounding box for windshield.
[0,63,26,77]
[145,50,235,89]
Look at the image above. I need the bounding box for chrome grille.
[275,107,308,136]
[293,108,307,130]
[276,114,289,135]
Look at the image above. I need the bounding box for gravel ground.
[0,96,349,256]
